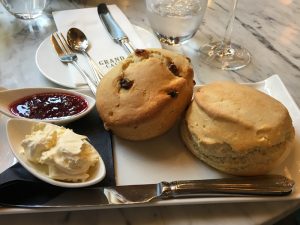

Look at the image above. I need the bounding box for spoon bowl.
[67,27,103,83]
[6,118,106,188]
[67,27,89,52]
[0,87,95,125]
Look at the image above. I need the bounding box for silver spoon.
[67,28,103,84]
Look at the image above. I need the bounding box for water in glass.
[146,0,207,45]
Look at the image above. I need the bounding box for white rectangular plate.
[113,74,300,205]
[0,74,299,213]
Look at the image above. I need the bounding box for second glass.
[146,0,207,45]
[199,0,251,70]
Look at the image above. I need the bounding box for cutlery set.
[51,3,135,95]
[51,32,98,95]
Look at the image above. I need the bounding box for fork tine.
[54,32,69,54]
[53,32,68,55]
[58,32,73,55]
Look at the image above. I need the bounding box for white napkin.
[52,6,145,87]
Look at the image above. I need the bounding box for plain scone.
[96,48,194,140]
[180,81,295,176]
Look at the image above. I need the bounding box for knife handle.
[159,175,294,198]
[120,37,135,54]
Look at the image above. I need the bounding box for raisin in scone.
[96,48,194,140]
[180,81,295,176]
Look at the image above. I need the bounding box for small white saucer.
[0,87,95,125]
[35,25,161,88]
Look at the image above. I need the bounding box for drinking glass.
[146,0,208,45]
[1,0,47,20]
[199,0,251,70]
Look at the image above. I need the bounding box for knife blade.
[0,175,294,208]
[97,3,135,54]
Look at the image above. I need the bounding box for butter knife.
[0,175,294,208]
[97,3,135,54]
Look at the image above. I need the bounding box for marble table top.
[0,0,300,224]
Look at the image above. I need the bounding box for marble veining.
[0,0,300,224]
[0,201,299,225]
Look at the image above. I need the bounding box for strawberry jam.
[9,93,88,120]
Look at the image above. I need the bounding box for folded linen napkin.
[53,5,145,87]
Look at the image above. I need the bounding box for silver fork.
[51,32,98,95]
